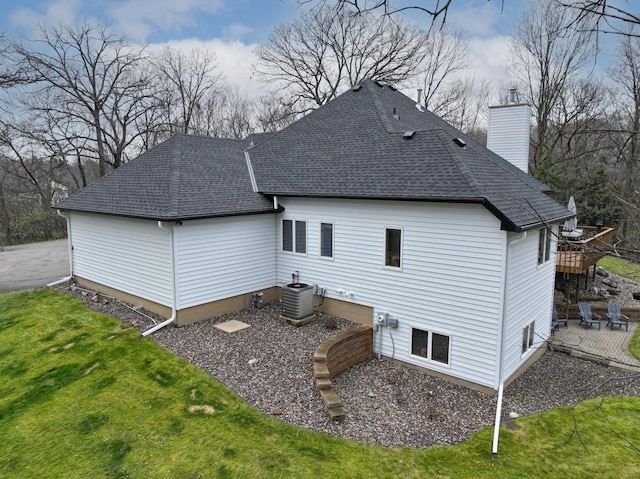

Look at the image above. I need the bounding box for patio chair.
[578,302,602,330]
[606,304,629,332]
[551,304,568,334]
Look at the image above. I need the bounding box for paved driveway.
[0,239,70,294]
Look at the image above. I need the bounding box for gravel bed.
[53,283,640,449]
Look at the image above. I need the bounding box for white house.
[56,80,572,392]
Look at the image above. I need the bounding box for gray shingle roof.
[55,134,276,220]
[57,80,571,231]
[248,80,572,231]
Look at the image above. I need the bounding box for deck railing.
[555,227,615,275]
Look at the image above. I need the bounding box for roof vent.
[453,138,467,148]
[403,131,416,140]
[392,107,400,120]
[388,85,397,91]
[352,84,362,92]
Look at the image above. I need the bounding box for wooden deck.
[556,227,614,275]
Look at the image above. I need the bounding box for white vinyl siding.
[175,215,276,309]
[501,226,558,384]
[276,198,505,388]
[487,104,530,173]
[69,212,172,306]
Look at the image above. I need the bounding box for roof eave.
[54,205,282,222]
[257,191,487,204]
[509,212,576,233]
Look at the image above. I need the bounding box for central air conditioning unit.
[281,282,314,320]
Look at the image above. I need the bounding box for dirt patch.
[188,405,216,415]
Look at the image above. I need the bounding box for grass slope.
[1,289,639,478]
[598,256,640,283]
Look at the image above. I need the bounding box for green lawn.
[1,289,639,478]
[598,255,640,283]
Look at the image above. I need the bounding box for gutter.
[142,221,178,336]
[47,210,74,287]
[492,230,527,455]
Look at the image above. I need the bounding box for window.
[522,321,535,354]
[385,228,402,268]
[411,328,450,365]
[538,228,552,265]
[320,222,333,258]
[282,219,306,254]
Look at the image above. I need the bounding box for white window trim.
[282,218,307,256]
[409,327,451,368]
[521,320,536,356]
[537,227,554,267]
[383,226,403,270]
[319,221,335,260]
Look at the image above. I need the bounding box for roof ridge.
[364,80,396,134]
[167,135,183,217]
[438,129,484,197]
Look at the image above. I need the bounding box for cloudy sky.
[0,0,531,97]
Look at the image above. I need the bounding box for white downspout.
[47,210,74,287]
[492,230,527,455]
[142,221,178,337]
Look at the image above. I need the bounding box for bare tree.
[433,76,493,137]
[301,0,458,27]
[419,26,469,113]
[509,0,598,173]
[12,22,150,177]
[556,1,640,36]
[606,30,640,236]
[255,6,431,113]
[254,93,299,132]
[310,1,640,37]
[149,46,224,136]
[185,85,256,139]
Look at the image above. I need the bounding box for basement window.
[522,321,535,354]
[411,328,450,365]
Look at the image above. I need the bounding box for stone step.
[328,406,345,421]
[315,378,332,390]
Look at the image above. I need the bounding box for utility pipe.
[142,221,178,337]
[492,230,527,455]
[47,210,74,287]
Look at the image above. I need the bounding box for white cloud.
[447,3,506,37]
[107,0,225,42]
[146,38,266,97]
[9,0,83,36]
[222,23,254,41]
[467,35,513,84]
